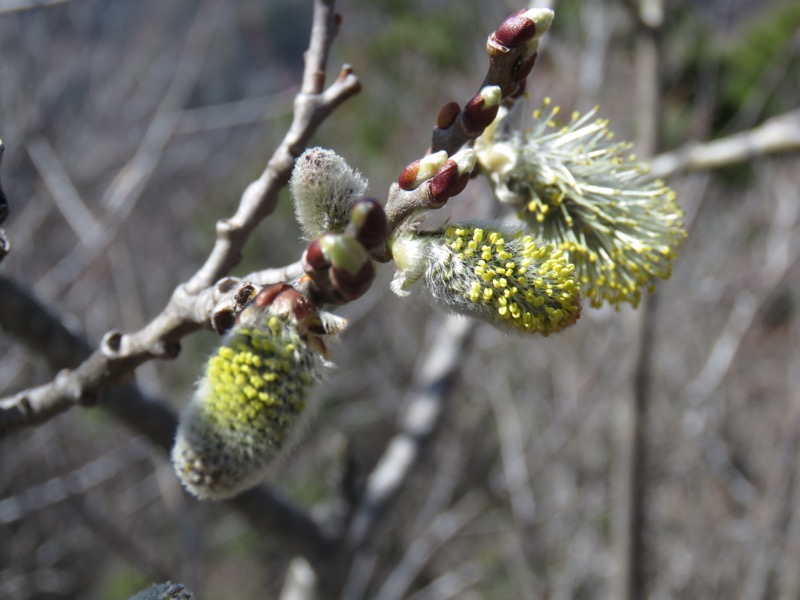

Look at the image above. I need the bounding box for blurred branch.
[0,438,150,525]
[374,491,486,600]
[405,562,485,600]
[683,181,800,505]
[37,0,225,299]
[0,0,71,15]
[0,0,360,433]
[0,139,8,263]
[176,88,299,136]
[742,393,800,600]
[489,379,536,526]
[279,558,317,600]
[649,109,800,180]
[614,1,662,599]
[334,315,474,599]
[26,136,101,240]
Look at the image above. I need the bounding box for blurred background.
[0,0,799,598]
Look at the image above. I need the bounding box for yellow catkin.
[426,224,581,335]
[171,315,320,500]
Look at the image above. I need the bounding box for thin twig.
[374,491,487,600]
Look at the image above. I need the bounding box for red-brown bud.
[493,9,537,48]
[512,51,538,81]
[348,198,388,252]
[397,151,448,190]
[463,88,501,134]
[330,261,375,302]
[302,238,330,273]
[429,161,459,202]
[398,159,421,191]
[436,101,461,129]
[253,283,293,308]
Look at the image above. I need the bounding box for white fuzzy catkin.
[290,147,368,240]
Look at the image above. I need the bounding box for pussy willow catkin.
[172,309,325,500]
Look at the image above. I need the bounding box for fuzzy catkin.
[290,147,368,240]
[171,313,325,500]
[391,224,581,335]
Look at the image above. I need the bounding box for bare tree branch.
[614,1,663,598]
[0,0,72,16]
[649,108,800,180]
[335,315,475,598]
[0,0,360,433]
[0,139,8,263]
[0,273,332,565]
[37,0,225,299]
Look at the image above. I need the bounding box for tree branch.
[0,139,8,263]
[0,274,332,565]
[649,108,800,180]
[331,315,475,598]
[0,0,72,16]
[0,0,360,433]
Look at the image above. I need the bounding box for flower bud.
[494,9,539,48]
[346,198,388,252]
[398,151,448,191]
[172,286,336,500]
[319,233,375,302]
[291,147,368,240]
[463,86,502,134]
[302,238,331,274]
[428,148,476,204]
[436,101,461,130]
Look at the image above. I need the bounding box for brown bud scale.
[330,261,375,302]
[398,159,422,190]
[348,198,388,252]
[429,161,459,200]
[302,239,330,273]
[512,51,538,81]
[436,101,461,129]
[463,94,500,133]
[494,10,537,48]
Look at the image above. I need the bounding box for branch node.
[102,331,123,356]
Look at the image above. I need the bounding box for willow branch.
[648,108,800,180]
[0,0,360,433]
[0,274,331,564]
